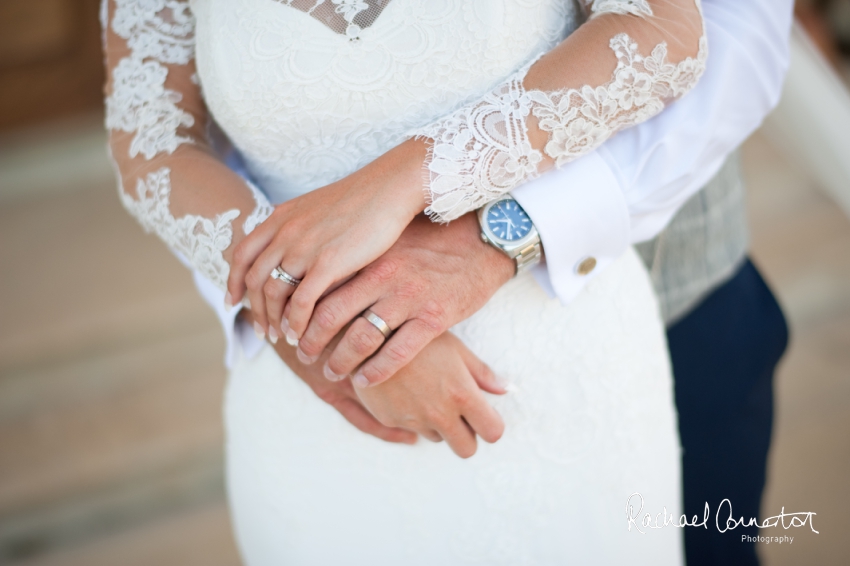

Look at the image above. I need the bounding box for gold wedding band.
[362,309,392,339]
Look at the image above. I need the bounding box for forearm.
[511,0,793,304]
[108,140,271,288]
[611,0,792,241]
[103,0,272,291]
[415,0,706,222]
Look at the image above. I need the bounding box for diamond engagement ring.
[362,309,392,339]
[271,267,301,287]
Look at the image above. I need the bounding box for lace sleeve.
[102,0,272,291]
[414,0,708,222]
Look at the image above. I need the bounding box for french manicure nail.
[297,348,318,365]
[280,318,299,346]
[268,327,279,345]
[323,363,345,382]
[224,292,233,310]
[253,321,265,340]
[352,372,370,389]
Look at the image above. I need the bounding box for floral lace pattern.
[194,0,576,203]
[106,0,195,158]
[243,180,275,235]
[530,33,709,166]
[106,56,195,159]
[271,0,391,39]
[120,168,240,289]
[414,72,544,219]
[416,2,707,222]
[104,0,274,291]
[113,0,195,63]
[585,0,653,18]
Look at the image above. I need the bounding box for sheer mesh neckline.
[272,0,393,39]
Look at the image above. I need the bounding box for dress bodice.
[193,0,579,202]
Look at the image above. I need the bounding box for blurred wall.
[0,0,105,133]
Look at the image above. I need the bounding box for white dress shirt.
[194,0,795,368]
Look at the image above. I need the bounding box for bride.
[102,0,706,563]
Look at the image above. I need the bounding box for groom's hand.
[294,212,515,387]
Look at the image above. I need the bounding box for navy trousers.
[667,259,789,566]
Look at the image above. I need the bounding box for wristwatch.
[478,196,543,275]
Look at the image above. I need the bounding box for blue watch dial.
[486,198,532,242]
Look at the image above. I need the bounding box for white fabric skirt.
[224,248,684,565]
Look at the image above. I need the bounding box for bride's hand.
[355,332,506,458]
[226,139,428,341]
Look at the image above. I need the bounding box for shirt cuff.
[511,151,631,304]
[192,271,265,369]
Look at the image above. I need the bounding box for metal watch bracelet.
[514,240,543,274]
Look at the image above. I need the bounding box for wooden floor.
[0,118,847,565]
[0,117,242,565]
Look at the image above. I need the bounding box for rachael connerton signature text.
[625,493,819,535]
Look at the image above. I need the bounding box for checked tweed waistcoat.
[636,151,750,325]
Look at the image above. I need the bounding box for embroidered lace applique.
[105,0,274,290]
[414,74,544,219]
[195,0,575,201]
[113,0,195,63]
[106,56,195,159]
[530,33,709,166]
[271,0,392,39]
[120,168,240,290]
[585,0,653,18]
[244,180,275,235]
[106,0,196,158]
[416,2,707,222]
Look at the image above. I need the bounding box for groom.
[209,0,794,563]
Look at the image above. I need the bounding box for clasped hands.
[227,139,515,458]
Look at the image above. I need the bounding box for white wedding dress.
[102,0,705,563]
[197,0,683,563]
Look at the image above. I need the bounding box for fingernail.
[352,372,370,389]
[280,317,298,346]
[323,363,345,382]
[224,292,233,310]
[297,348,318,365]
[268,326,279,345]
[253,321,265,340]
